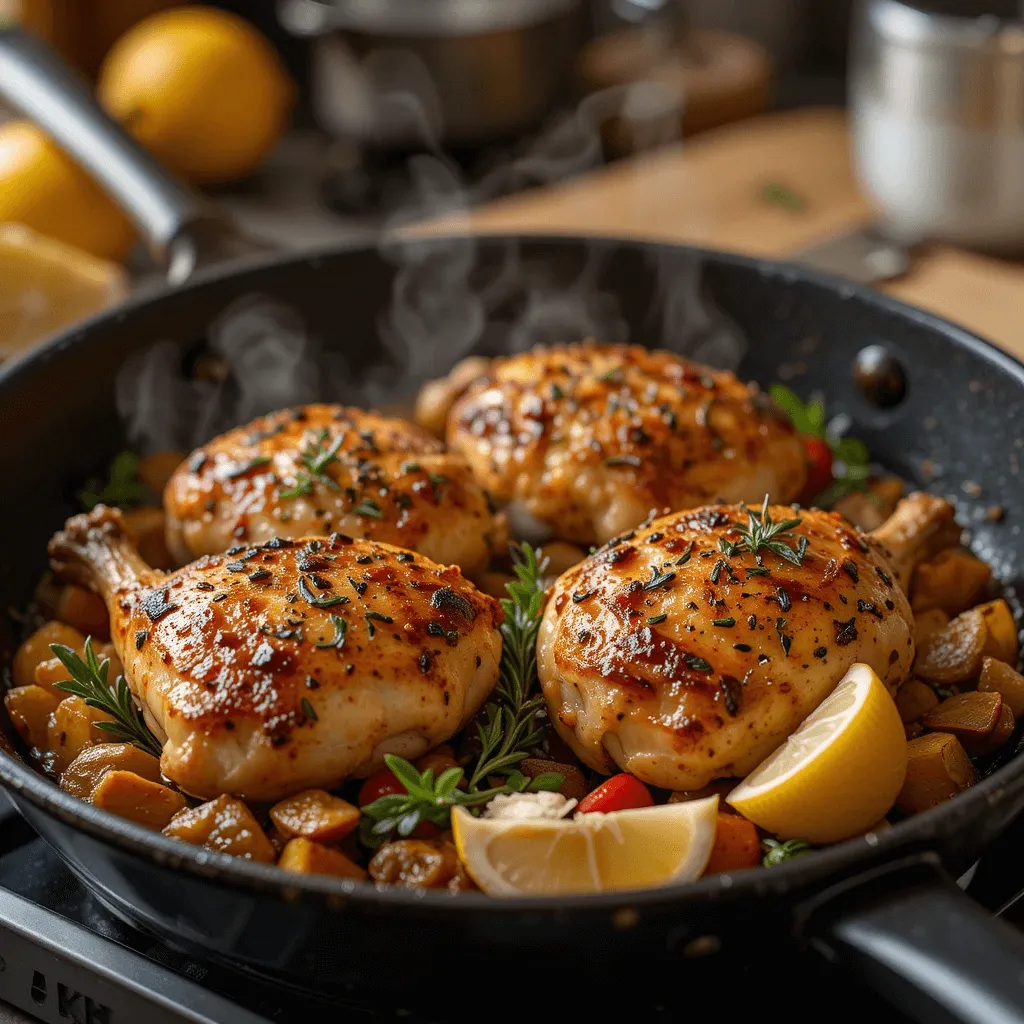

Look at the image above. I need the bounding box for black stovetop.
[2,795,1024,1024]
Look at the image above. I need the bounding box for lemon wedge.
[451,795,719,896]
[727,663,907,844]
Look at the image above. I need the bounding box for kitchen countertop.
[468,107,1024,364]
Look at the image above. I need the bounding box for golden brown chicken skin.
[445,343,807,547]
[164,404,501,577]
[49,506,502,802]
[537,494,956,791]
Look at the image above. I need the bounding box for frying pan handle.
[0,27,249,283]
[804,857,1024,1024]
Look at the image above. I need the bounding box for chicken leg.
[536,493,959,791]
[49,506,502,802]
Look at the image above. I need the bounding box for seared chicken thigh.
[50,506,502,802]
[164,404,500,577]
[537,494,957,791]
[445,344,807,546]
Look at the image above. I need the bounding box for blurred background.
[2,0,1024,362]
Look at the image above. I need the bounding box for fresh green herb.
[761,181,806,212]
[762,838,814,867]
[78,451,149,510]
[647,614,667,625]
[300,697,318,723]
[353,498,383,519]
[770,384,873,507]
[359,753,561,847]
[282,429,343,499]
[721,496,806,567]
[674,543,694,565]
[712,616,736,628]
[643,567,677,591]
[315,614,347,650]
[364,610,393,638]
[226,456,271,479]
[279,474,315,500]
[298,576,347,608]
[50,639,161,756]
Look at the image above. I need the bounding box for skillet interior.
[2,235,1024,988]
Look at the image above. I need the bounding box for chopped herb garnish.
[364,611,393,638]
[430,587,475,621]
[762,838,814,866]
[722,496,806,566]
[761,181,806,212]
[675,543,694,565]
[300,697,318,724]
[315,615,347,650]
[298,576,347,608]
[683,653,713,673]
[643,567,676,591]
[647,614,668,625]
[834,617,859,646]
[353,498,383,518]
[713,616,736,627]
[226,456,271,479]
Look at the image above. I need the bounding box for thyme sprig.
[359,542,562,842]
[78,451,149,510]
[50,639,162,757]
[720,496,807,567]
[770,384,872,507]
[282,428,343,499]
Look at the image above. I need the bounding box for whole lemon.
[0,122,135,262]
[98,6,294,186]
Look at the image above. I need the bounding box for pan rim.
[2,232,1023,914]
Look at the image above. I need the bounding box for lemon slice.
[451,795,719,896]
[727,663,907,844]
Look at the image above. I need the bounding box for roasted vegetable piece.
[137,450,184,494]
[538,541,587,585]
[983,703,1017,756]
[704,813,761,875]
[414,744,463,780]
[164,794,276,862]
[367,838,473,890]
[414,355,490,438]
[921,690,1006,754]
[913,609,950,648]
[519,757,588,802]
[60,742,162,799]
[32,656,72,695]
[13,621,85,688]
[979,657,1024,718]
[55,585,110,638]
[278,837,368,880]
[357,767,406,808]
[4,684,60,751]
[914,608,986,686]
[896,733,977,813]
[46,695,114,774]
[90,770,187,829]
[895,680,939,724]
[576,774,653,814]
[911,548,992,615]
[121,507,175,569]
[268,789,361,844]
[976,599,1020,667]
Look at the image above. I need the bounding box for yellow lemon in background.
[0,122,135,262]
[97,6,294,186]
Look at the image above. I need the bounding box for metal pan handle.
[803,856,1024,1024]
[0,28,262,283]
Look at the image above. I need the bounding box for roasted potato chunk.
[60,743,163,799]
[922,691,1009,755]
[979,657,1024,718]
[55,585,109,639]
[46,696,114,774]
[164,795,276,862]
[268,789,360,845]
[13,622,85,689]
[519,757,589,802]
[121,507,174,570]
[4,684,60,751]
[90,770,187,829]
[914,608,986,686]
[911,549,992,616]
[913,609,949,648]
[32,657,72,695]
[367,839,473,891]
[278,838,367,880]
[896,733,977,813]
[895,680,939,724]
[539,541,587,586]
[976,599,1019,667]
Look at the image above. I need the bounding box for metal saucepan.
[277,0,586,150]
[1,26,1024,1024]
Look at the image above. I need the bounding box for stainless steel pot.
[278,0,585,149]
[851,0,1024,251]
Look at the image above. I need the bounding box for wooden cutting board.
[469,107,1024,364]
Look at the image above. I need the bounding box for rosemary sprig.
[359,754,561,847]
[761,838,814,867]
[50,639,162,757]
[281,429,342,499]
[720,496,807,567]
[78,451,149,510]
[359,542,562,842]
[770,384,872,507]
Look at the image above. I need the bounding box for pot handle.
[802,856,1024,1024]
[0,27,260,283]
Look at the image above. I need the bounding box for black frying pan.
[1,28,1024,1024]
